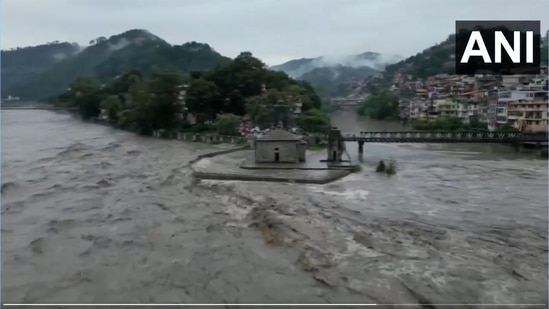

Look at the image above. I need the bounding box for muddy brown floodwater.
[2,110,548,308]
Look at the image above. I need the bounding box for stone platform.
[191,150,353,184]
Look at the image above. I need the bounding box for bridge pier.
[326,127,345,162]
[358,141,365,154]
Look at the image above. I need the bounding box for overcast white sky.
[1,0,547,65]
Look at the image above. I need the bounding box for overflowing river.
[2,110,547,307]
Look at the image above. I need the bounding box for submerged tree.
[376,160,386,173]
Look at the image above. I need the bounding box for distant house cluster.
[393,66,549,133]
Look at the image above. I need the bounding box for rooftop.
[257,129,302,141]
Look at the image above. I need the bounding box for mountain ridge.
[6,29,546,101]
[1,42,81,91]
[3,29,231,101]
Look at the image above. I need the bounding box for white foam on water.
[193,158,212,169]
[307,185,369,201]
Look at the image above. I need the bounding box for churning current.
[2,110,548,307]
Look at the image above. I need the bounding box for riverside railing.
[156,130,248,145]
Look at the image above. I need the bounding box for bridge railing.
[342,131,548,142]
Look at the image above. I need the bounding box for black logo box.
[455,20,541,75]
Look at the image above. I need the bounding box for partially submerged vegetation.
[350,164,362,173]
[386,162,396,175]
[375,160,386,173]
[376,160,396,176]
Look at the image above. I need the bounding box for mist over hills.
[2,29,230,101]
[269,52,403,97]
[4,29,547,102]
[270,51,403,78]
[3,28,403,101]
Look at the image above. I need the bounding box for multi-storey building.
[506,89,548,133]
[455,96,480,124]
[501,75,528,88]
[435,98,458,118]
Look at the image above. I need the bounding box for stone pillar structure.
[327,127,345,162]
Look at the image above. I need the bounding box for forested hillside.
[4,29,231,101]
[1,42,81,91]
[57,52,326,135]
[385,33,549,81]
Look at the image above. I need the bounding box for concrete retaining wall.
[192,171,351,185]
[88,118,249,146]
[188,145,251,165]
[239,165,352,171]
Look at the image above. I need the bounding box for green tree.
[245,95,273,128]
[117,109,135,130]
[285,84,304,96]
[214,113,241,136]
[66,76,104,120]
[197,52,321,116]
[320,99,334,114]
[495,124,519,133]
[186,78,220,121]
[128,79,154,135]
[148,70,184,131]
[244,90,295,128]
[100,95,122,124]
[103,69,143,96]
[358,90,399,120]
[56,52,325,136]
[413,117,465,131]
[296,108,331,133]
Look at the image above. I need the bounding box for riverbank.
[89,117,250,146]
